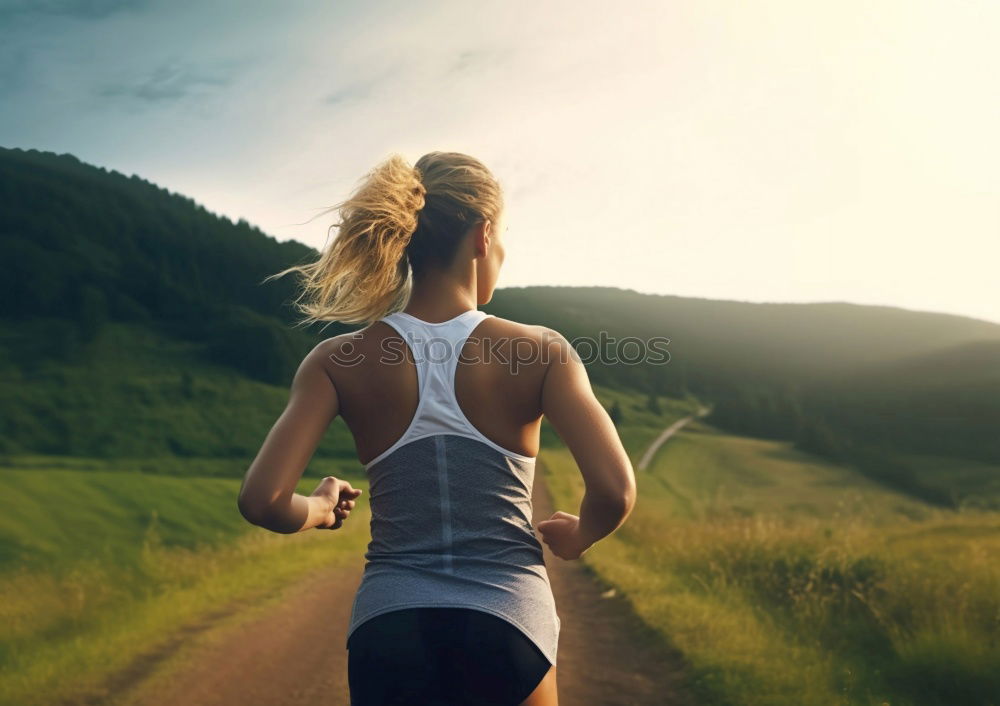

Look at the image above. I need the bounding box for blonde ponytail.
[271,151,503,326]
[268,153,425,325]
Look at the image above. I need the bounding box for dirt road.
[115,465,694,706]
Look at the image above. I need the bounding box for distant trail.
[637,405,712,471]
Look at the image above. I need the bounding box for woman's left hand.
[312,476,363,530]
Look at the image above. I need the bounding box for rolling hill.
[2,145,998,492]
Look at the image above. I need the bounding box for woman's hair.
[269,151,504,326]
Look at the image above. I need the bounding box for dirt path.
[115,468,695,706]
[532,463,695,705]
[119,550,362,706]
[637,405,712,471]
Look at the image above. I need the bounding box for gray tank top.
[345,308,561,666]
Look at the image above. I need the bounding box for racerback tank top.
[345,308,562,666]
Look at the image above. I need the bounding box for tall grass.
[541,393,1000,706]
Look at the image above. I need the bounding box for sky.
[1,0,998,324]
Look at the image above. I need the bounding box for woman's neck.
[402,267,479,323]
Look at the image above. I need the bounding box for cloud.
[323,80,375,107]
[446,48,504,76]
[0,0,151,21]
[97,58,241,104]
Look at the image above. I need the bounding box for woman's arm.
[237,340,363,534]
[536,329,637,559]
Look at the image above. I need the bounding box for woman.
[237,151,636,705]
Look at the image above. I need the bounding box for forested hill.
[0,145,349,384]
[484,285,1000,391]
[4,144,997,390]
[484,287,1000,482]
[2,146,999,482]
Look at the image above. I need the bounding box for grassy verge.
[541,392,1000,706]
[0,466,369,706]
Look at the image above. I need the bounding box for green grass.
[4,376,998,706]
[541,389,1000,706]
[0,465,371,706]
[0,320,359,460]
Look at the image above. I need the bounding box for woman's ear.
[472,220,491,259]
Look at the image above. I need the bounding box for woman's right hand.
[535,511,594,560]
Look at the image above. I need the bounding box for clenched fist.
[535,511,594,560]
[312,476,363,530]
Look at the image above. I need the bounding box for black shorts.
[347,606,552,705]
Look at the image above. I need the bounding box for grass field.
[0,382,656,704]
[0,322,372,703]
[3,384,998,705]
[544,389,1000,706]
[0,466,369,706]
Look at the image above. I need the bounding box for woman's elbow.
[614,466,638,518]
[622,478,637,516]
[237,492,268,527]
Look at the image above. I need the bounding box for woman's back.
[322,308,562,666]
[324,310,552,464]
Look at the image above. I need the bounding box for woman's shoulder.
[474,315,575,361]
[302,324,397,373]
[480,315,560,338]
